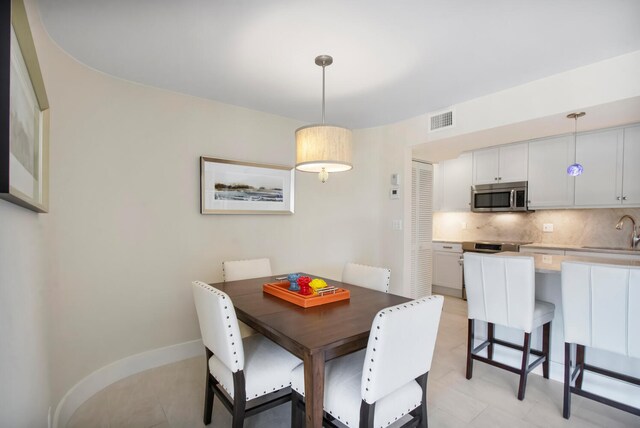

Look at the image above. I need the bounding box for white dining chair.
[223,258,272,337]
[223,257,272,282]
[561,261,640,419]
[290,295,443,428]
[342,262,391,293]
[463,252,554,400]
[192,281,301,428]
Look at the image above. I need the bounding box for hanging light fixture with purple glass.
[566,112,585,176]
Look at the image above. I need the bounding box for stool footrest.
[564,342,640,419]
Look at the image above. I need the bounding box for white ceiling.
[36,0,640,129]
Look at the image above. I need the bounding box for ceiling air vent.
[428,109,455,132]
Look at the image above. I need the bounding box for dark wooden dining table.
[211,273,411,428]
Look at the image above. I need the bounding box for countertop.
[497,251,640,273]
[522,242,640,255]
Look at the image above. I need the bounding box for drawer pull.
[443,246,453,249]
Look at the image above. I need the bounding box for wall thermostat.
[390,187,400,199]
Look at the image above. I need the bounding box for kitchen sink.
[581,246,640,252]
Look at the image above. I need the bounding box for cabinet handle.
[494,177,498,181]
[617,196,621,200]
[623,196,627,201]
[498,177,502,181]
[443,246,453,249]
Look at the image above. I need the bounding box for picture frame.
[200,157,295,215]
[0,0,50,213]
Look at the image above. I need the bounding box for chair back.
[342,262,391,293]
[192,281,244,372]
[361,295,443,404]
[562,261,640,358]
[463,253,536,332]
[223,258,272,282]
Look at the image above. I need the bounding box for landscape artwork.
[0,2,50,214]
[200,157,294,214]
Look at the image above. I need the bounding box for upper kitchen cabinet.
[574,127,640,207]
[622,125,640,205]
[433,152,472,212]
[472,142,528,185]
[528,135,575,209]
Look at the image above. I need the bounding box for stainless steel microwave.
[471,181,529,212]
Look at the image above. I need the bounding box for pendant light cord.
[321,63,326,124]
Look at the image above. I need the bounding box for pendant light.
[295,55,352,183]
[566,112,585,176]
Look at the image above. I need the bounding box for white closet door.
[411,161,433,298]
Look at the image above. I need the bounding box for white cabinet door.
[473,144,528,185]
[433,251,463,289]
[473,148,499,185]
[498,143,528,183]
[528,135,575,208]
[622,125,640,205]
[442,152,472,211]
[574,129,623,207]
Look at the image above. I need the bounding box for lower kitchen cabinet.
[432,242,463,297]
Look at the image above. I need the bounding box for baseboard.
[432,285,464,299]
[53,339,204,428]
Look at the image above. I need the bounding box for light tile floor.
[67,297,640,427]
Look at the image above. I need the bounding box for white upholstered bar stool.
[222,258,272,337]
[342,262,391,293]
[561,261,640,418]
[192,281,301,428]
[290,295,443,428]
[463,252,554,400]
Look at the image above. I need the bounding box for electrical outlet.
[543,223,554,232]
[392,220,402,230]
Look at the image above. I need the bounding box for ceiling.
[36,0,640,129]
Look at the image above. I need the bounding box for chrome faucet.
[615,215,640,248]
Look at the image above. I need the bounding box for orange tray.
[263,281,350,308]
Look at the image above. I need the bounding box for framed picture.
[200,157,295,214]
[0,0,50,213]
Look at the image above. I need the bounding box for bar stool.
[561,261,640,418]
[463,252,554,400]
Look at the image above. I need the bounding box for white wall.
[411,50,640,161]
[0,202,51,427]
[25,3,390,410]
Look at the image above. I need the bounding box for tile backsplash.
[434,208,640,247]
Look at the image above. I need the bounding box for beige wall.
[24,4,395,410]
[0,202,52,426]
[434,208,640,247]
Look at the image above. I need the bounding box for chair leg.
[487,322,495,360]
[203,348,214,425]
[291,391,304,428]
[563,342,572,419]
[204,374,214,425]
[542,322,551,379]
[517,332,531,401]
[576,345,585,389]
[231,371,247,428]
[466,319,474,380]
[417,372,429,428]
[359,400,375,428]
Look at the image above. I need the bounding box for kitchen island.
[470,251,640,408]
